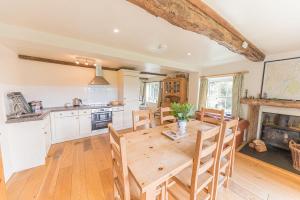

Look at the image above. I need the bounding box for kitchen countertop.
[5,104,124,124]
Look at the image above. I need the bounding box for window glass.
[206,76,233,115]
[145,82,160,103]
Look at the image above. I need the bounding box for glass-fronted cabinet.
[162,77,187,107]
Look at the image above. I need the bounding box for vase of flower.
[170,103,194,135]
[178,120,187,135]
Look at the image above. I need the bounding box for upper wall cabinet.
[118,69,141,102]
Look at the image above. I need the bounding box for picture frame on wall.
[260,56,300,101]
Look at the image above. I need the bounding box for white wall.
[200,50,300,119]
[0,44,119,181]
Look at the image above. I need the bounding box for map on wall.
[262,57,300,100]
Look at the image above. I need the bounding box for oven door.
[91,112,112,131]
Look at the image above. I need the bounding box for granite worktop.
[6,104,124,124]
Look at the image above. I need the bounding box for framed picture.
[260,56,300,100]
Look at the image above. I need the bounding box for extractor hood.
[89,65,109,85]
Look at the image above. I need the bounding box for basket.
[289,140,300,171]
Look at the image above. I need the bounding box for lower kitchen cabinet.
[43,116,52,156]
[5,119,50,172]
[52,115,79,143]
[51,110,92,143]
[112,108,124,130]
[79,114,92,137]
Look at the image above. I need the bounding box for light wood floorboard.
[6,133,300,200]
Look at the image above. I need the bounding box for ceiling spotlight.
[75,57,96,66]
[113,28,120,33]
[187,52,192,56]
[93,63,97,67]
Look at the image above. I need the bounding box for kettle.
[72,98,82,107]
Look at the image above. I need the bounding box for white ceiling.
[204,0,300,54]
[0,0,299,71]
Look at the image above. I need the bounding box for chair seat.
[168,182,210,200]
[174,166,213,192]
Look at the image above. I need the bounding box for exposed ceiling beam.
[127,0,265,62]
[18,55,119,71]
[18,55,168,76]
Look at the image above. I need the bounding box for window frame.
[145,81,160,104]
[206,76,233,115]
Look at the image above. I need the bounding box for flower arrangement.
[170,102,194,121]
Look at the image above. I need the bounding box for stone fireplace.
[259,112,300,150]
[257,106,300,149]
[240,98,300,175]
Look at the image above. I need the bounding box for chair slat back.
[218,119,239,162]
[160,107,176,125]
[213,118,239,199]
[200,107,225,125]
[132,110,152,131]
[108,124,130,200]
[190,125,222,199]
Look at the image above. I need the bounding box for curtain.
[157,81,163,107]
[139,80,146,104]
[198,77,208,110]
[232,73,244,117]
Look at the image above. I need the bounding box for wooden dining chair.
[109,124,137,200]
[160,107,176,125]
[132,110,152,131]
[212,119,239,199]
[109,124,165,200]
[199,107,225,125]
[167,125,223,200]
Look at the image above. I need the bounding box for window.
[145,82,160,103]
[206,76,233,115]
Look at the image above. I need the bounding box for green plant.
[170,103,194,121]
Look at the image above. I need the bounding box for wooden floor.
[6,134,300,200]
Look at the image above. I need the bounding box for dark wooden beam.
[127,0,265,62]
[140,71,167,76]
[18,55,119,71]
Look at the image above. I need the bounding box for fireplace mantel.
[241,98,300,109]
[241,98,300,141]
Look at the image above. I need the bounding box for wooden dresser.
[162,77,187,107]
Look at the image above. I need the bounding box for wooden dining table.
[125,119,218,200]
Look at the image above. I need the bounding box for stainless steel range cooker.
[91,106,112,133]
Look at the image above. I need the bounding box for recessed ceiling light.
[75,60,80,65]
[113,28,120,33]
[93,63,97,67]
[187,52,192,56]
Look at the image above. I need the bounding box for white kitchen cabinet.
[79,114,92,137]
[43,116,52,155]
[52,115,79,143]
[123,75,140,101]
[112,106,124,130]
[118,70,141,129]
[5,120,47,172]
[51,109,92,143]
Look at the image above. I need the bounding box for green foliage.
[170,103,194,121]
